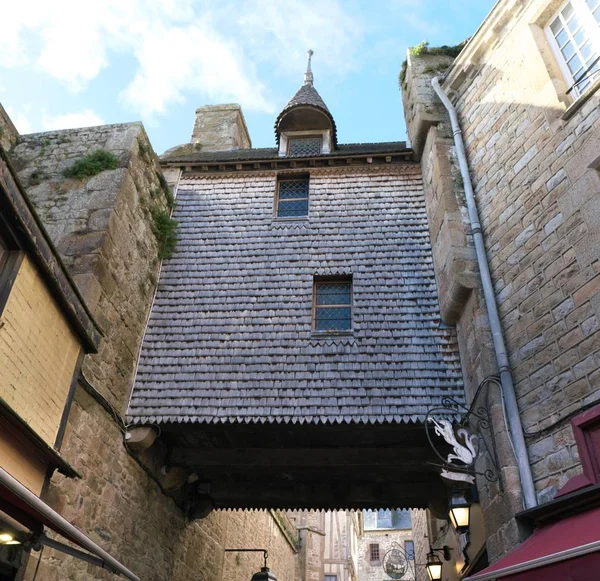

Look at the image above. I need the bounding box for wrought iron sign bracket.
[381,541,415,580]
[425,376,503,490]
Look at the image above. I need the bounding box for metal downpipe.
[431,76,537,509]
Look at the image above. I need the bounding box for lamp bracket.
[429,545,452,561]
[425,376,503,488]
[224,548,269,569]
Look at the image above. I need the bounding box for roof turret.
[275,50,337,146]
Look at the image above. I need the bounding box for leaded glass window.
[276,177,309,217]
[314,278,352,332]
[547,0,600,96]
[288,137,322,157]
[369,544,380,562]
[404,541,415,561]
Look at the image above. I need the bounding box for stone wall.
[11,123,167,410]
[357,528,414,581]
[222,511,298,581]
[0,103,19,151]
[191,104,252,151]
[408,510,427,581]
[7,120,299,581]
[403,0,600,561]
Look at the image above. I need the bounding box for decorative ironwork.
[425,376,503,487]
[381,542,414,580]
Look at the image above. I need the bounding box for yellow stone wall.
[0,255,81,446]
[0,427,47,494]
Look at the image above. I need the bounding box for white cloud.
[120,17,273,118]
[11,111,34,135]
[235,0,365,77]
[42,110,105,130]
[1,0,364,119]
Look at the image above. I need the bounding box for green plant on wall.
[63,150,119,179]
[409,40,466,59]
[399,60,408,87]
[29,169,48,186]
[156,171,174,208]
[151,207,178,260]
[410,40,429,56]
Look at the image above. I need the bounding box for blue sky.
[1,0,495,154]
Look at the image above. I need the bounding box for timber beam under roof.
[162,152,415,175]
[129,421,450,514]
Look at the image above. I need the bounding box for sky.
[1,0,496,155]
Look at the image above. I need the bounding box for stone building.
[402,0,600,578]
[126,54,464,515]
[358,510,415,581]
[2,0,599,577]
[0,134,102,578]
[0,108,300,581]
[288,511,361,581]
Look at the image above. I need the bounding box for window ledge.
[562,78,600,121]
[311,330,353,336]
[270,218,310,230]
[309,331,355,345]
[271,216,309,222]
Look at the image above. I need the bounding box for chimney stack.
[191,104,251,152]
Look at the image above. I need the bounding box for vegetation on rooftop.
[399,40,467,89]
[62,149,119,179]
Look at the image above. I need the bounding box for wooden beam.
[170,447,435,467]
[204,480,447,511]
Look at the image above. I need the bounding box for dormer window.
[278,130,332,157]
[288,136,323,157]
[275,51,337,157]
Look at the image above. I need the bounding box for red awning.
[465,505,600,581]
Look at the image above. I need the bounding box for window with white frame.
[546,0,600,97]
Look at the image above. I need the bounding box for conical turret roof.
[275,50,337,145]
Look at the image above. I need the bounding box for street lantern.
[448,491,471,533]
[425,551,443,581]
[424,545,451,580]
[224,548,277,581]
[251,567,277,581]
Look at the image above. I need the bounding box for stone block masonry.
[403,0,600,560]
[12,123,169,411]
[7,119,298,581]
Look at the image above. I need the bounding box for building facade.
[403,0,600,578]
[358,510,415,581]
[0,137,102,577]
[0,111,300,581]
[2,0,599,578]
[126,59,464,515]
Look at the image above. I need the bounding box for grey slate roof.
[128,165,464,425]
[275,83,337,144]
[161,141,409,164]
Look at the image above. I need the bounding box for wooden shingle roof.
[127,161,464,426]
[274,83,337,144]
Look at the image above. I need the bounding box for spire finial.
[304,49,314,86]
